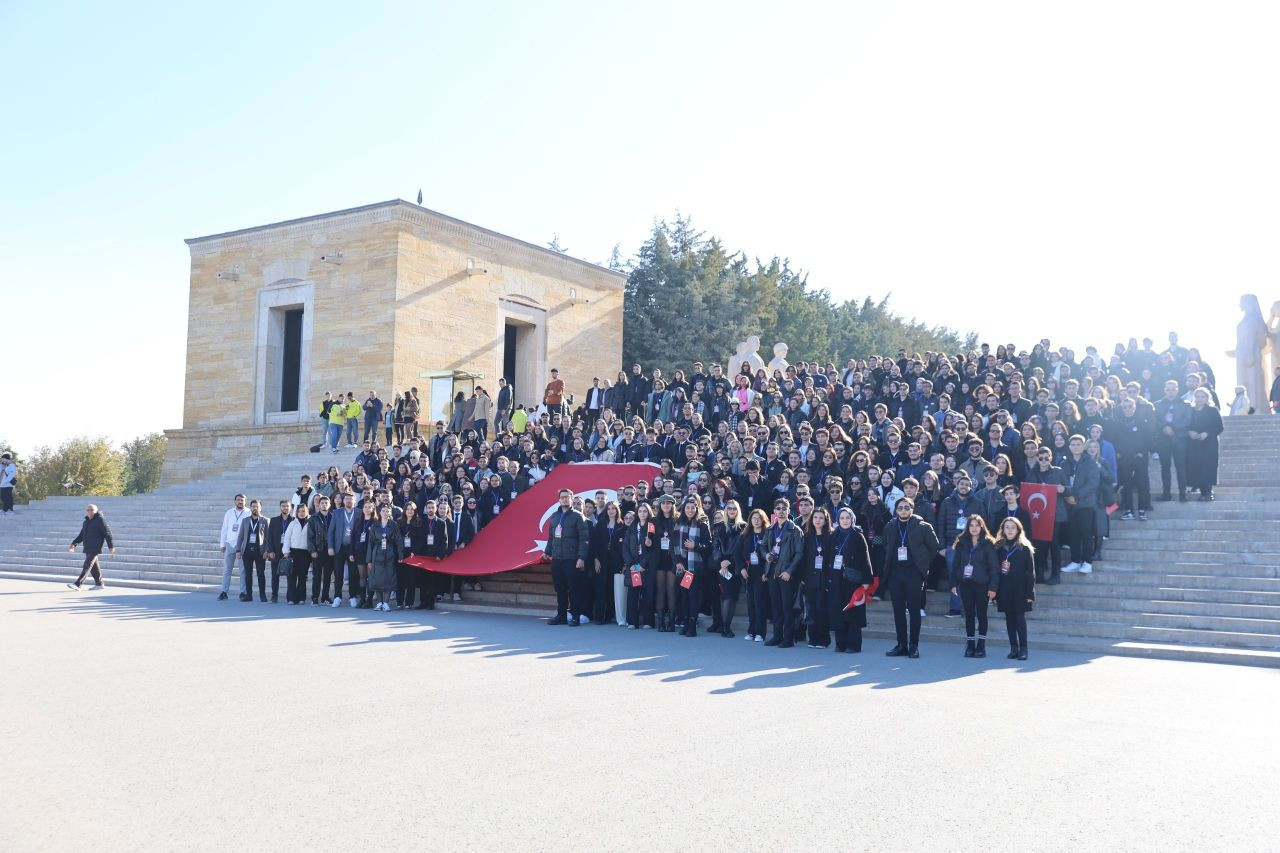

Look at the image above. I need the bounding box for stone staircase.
[3,418,1279,667]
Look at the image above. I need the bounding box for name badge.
[555,525,563,539]
[660,536,670,550]
[511,491,517,500]
[427,534,435,546]
[963,563,973,578]
[833,555,843,570]
[232,523,240,534]
[360,531,367,543]
[957,516,966,530]
[750,552,760,565]
[1001,560,1011,570]
[897,546,909,561]
[381,536,387,550]
[403,535,412,547]
[1165,411,1174,423]
[493,504,500,515]
[815,556,825,570]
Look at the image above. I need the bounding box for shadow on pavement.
[25,587,1101,693]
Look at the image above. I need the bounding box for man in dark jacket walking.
[882,498,940,657]
[543,488,591,625]
[67,504,115,590]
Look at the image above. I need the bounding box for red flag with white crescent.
[404,462,661,577]
[1019,482,1057,541]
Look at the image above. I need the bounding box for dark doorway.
[281,308,303,412]
[503,323,518,383]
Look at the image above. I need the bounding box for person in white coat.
[279,504,313,605]
[218,494,248,601]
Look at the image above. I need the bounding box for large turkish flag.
[1019,482,1058,541]
[404,462,661,577]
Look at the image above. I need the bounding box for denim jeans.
[345,418,358,445]
[221,547,239,594]
[327,422,343,450]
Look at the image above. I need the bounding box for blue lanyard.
[898,522,910,549]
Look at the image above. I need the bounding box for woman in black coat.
[674,498,713,637]
[949,515,1000,658]
[711,501,746,637]
[590,501,627,626]
[395,502,423,609]
[829,507,873,653]
[1186,388,1224,501]
[736,508,773,642]
[995,517,1037,660]
[622,504,657,629]
[801,508,835,649]
[651,496,680,632]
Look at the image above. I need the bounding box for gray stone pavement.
[2,577,1277,853]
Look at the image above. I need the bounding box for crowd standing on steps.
[67,333,1231,661]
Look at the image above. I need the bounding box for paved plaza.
[3,577,1277,852]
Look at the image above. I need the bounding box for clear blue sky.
[3,1,1277,454]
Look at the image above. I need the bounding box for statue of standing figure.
[732,336,765,375]
[1226,294,1269,415]
[767,342,790,376]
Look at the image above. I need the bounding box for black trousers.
[311,552,333,602]
[416,566,437,608]
[1067,506,1095,564]
[333,546,361,599]
[286,552,310,603]
[805,577,831,646]
[827,576,863,651]
[75,551,103,586]
[242,549,266,598]
[626,576,654,626]
[592,568,613,624]
[959,581,989,640]
[1117,453,1151,512]
[550,558,577,619]
[0,486,12,512]
[768,576,798,643]
[571,566,593,619]
[888,568,925,649]
[396,562,418,607]
[1157,439,1187,497]
[1006,610,1028,650]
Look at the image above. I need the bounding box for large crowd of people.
[72,334,1231,660]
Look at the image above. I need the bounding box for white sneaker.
[349,596,358,608]
[452,592,461,601]
[754,635,764,643]
[66,583,81,591]
[1062,562,1080,573]
[745,633,755,641]
[331,597,342,607]
[1079,562,1093,574]
[580,616,591,625]
[473,583,482,591]
[380,602,389,612]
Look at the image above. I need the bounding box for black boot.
[974,638,986,658]
[964,639,975,657]
[885,644,908,656]
[1007,646,1020,659]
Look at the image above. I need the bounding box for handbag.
[279,557,293,575]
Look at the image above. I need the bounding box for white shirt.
[0,463,15,488]
[220,507,247,548]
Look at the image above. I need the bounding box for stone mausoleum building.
[162,199,625,483]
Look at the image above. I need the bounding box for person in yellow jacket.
[510,405,529,436]
[343,393,361,448]
[327,396,347,453]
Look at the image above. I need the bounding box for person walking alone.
[67,504,114,590]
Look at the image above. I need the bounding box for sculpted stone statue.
[732,335,765,374]
[1269,301,1280,382]
[767,342,790,375]
[1226,294,1268,414]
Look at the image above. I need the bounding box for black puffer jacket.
[72,514,114,553]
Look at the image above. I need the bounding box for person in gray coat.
[543,488,591,625]
[364,504,402,612]
[763,498,805,648]
[1061,435,1100,574]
